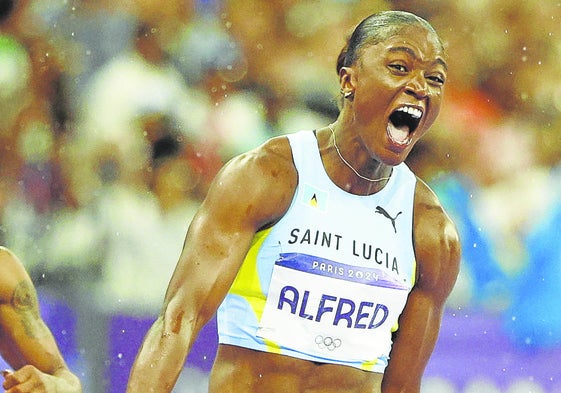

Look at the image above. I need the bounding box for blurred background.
[0,0,560,392]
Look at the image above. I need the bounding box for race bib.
[257,253,410,362]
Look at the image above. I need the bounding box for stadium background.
[1,0,561,392]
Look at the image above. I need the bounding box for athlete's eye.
[427,75,445,86]
[389,64,408,73]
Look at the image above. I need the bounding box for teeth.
[397,106,422,119]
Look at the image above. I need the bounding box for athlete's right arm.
[126,136,297,392]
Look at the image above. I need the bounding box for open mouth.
[387,105,423,146]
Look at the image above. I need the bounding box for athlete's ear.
[339,66,356,96]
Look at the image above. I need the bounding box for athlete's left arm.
[381,180,461,393]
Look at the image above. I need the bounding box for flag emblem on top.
[300,183,328,211]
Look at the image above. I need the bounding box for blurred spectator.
[505,184,561,350]
[503,117,561,351]
[67,17,210,206]
[0,0,70,273]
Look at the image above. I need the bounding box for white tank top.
[217,130,417,373]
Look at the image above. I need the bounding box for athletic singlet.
[216,130,417,373]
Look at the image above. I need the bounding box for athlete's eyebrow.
[388,46,448,71]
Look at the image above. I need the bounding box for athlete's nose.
[405,72,428,99]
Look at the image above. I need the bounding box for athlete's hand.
[2,365,59,392]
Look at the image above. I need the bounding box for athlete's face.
[342,25,447,166]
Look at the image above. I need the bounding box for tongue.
[388,122,410,143]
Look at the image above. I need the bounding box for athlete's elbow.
[159,297,199,340]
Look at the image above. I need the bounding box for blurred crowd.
[1,0,561,390]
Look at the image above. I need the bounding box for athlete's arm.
[126,137,297,392]
[381,180,461,393]
[0,247,82,393]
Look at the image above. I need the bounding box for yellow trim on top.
[228,227,283,352]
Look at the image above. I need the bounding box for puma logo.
[375,206,402,233]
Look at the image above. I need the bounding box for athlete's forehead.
[369,26,447,69]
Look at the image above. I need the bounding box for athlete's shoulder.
[221,134,296,186]
[240,134,294,164]
[413,178,455,225]
[202,135,297,230]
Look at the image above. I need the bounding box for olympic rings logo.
[315,335,342,351]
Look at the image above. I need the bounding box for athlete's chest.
[266,180,415,279]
